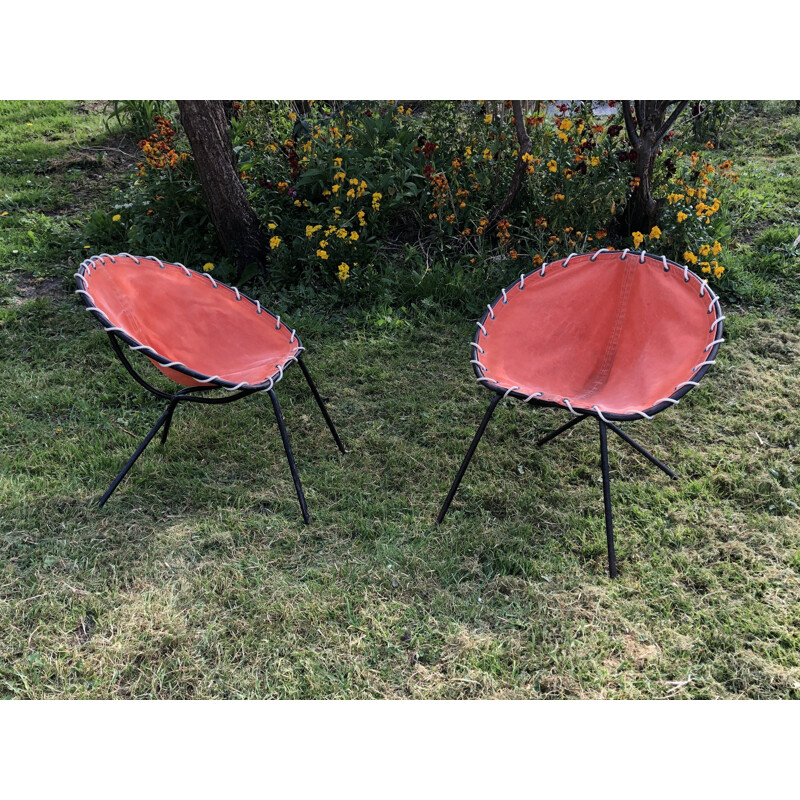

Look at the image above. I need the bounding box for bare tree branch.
[622,102,640,148]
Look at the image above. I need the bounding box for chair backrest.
[472,250,724,421]
[75,253,303,391]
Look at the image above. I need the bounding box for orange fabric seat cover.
[78,255,301,388]
[474,252,719,416]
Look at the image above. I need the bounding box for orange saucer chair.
[76,253,345,520]
[437,249,725,577]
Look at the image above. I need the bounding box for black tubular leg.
[268,390,310,524]
[605,421,679,480]
[159,396,181,445]
[536,413,588,447]
[297,357,346,454]
[598,420,618,579]
[437,394,502,524]
[99,405,174,507]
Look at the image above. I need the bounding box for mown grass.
[1,101,799,699]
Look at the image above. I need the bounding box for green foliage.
[104,100,175,138]
[690,101,739,147]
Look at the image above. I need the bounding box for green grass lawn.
[1,101,799,699]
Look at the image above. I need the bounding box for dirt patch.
[623,634,661,667]
[7,274,67,305]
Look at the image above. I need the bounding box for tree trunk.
[620,100,688,236]
[487,100,533,229]
[177,100,266,281]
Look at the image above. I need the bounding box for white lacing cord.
[662,255,670,272]
[502,386,519,399]
[591,406,611,424]
[691,359,716,373]
[653,397,679,407]
[501,288,508,304]
[590,248,610,262]
[233,286,241,301]
[563,253,577,268]
[639,250,647,263]
[203,273,218,288]
[620,249,630,260]
[630,409,655,420]
[710,315,725,333]
[117,252,141,265]
[519,273,525,289]
[476,321,488,337]
[470,358,486,372]
[487,304,495,320]
[174,261,193,277]
[289,329,297,344]
[674,380,700,391]
[705,338,725,353]
[539,262,547,277]
[275,315,281,329]
[562,397,579,415]
[146,255,166,270]
[256,300,262,314]
[470,341,485,355]
[74,272,89,287]
[523,392,544,402]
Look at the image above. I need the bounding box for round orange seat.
[75,253,303,390]
[471,250,724,421]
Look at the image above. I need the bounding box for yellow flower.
[202,262,214,272]
[483,148,492,161]
[350,231,359,241]
[649,226,661,239]
[560,119,573,132]
[317,250,329,260]
[338,262,350,282]
[677,211,688,223]
[336,228,348,239]
[684,251,698,265]
[554,193,565,202]
[333,157,343,168]
[333,207,342,218]
[269,236,281,249]
[112,214,121,222]
[590,156,600,167]
[547,160,557,173]
[484,113,492,124]
[632,231,644,248]
[331,184,340,193]
[268,222,277,230]
[713,265,725,279]
[712,240,722,255]
[699,244,711,257]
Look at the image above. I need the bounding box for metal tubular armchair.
[76,253,344,520]
[437,249,725,577]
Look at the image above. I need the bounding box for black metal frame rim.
[76,253,304,391]
[470,250,725,423]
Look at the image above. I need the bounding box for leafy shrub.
[90,100,742,313]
